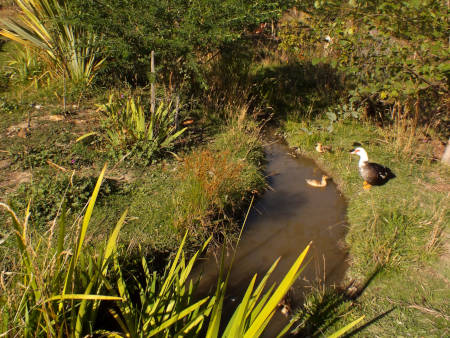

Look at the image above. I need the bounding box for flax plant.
[0,165,123,337]
[97,95,187,147]
[77,95,187,164]
[0,0,104,85]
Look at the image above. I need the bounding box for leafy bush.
[278,0,449,127]
[324,102,363,132]
[66,0,291,87]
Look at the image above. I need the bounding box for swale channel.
[194,137,349,336]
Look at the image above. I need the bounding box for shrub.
[278,0,449,128]
[66,0,292,87]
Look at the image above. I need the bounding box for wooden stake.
[63,68,66,113]
[151,51,155,114]
[175,95,180,131]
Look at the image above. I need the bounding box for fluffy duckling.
[305,175,329,188]
[350,147,395,190]
[316,143,332,153]
[277,298,292,318]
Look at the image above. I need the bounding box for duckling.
[350,147,395,190]
[316,142,332,153]
[305,175,329,187]
[277,298,292,318]
[17,127,29,138]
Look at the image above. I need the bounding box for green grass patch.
[90,124,264,258]
[283,118,449,335]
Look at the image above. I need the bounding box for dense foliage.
[67,0,292,88]
[279,0,449,128]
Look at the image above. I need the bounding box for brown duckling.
[305,175,329,188]
[316,142,332,153]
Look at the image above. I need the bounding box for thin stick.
[150,51,155,114]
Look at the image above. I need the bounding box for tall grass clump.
[0,165,123,336]
[173,124,265,234]
[0,0,104,86]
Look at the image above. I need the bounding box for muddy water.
[195,140,348,336]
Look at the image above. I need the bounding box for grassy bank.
[90,123,265,258]
[0,118,265,268]
[282,118,449,335]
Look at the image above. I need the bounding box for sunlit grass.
[283,118,449,335]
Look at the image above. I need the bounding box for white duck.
[350,147,395,190]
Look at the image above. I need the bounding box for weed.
[8,171,119,227]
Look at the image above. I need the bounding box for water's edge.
[194,138,349,336]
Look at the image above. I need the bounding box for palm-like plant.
[0,0,104,85]
[93,94,187,159]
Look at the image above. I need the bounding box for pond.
[195,138,349,336]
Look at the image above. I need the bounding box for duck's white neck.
[358,150,369,167]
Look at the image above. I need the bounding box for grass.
[0,167,324,337]
[282,118,449,335]
[1,120,265,271]
[89,124,265,259]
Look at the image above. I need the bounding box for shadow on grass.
[248,62,344,121]
[343,307,396,338]
[291,265,394,337]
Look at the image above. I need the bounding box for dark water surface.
[195,140,348,336]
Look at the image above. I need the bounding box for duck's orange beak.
[350,149,359,154]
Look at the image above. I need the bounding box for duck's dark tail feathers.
[386,167,396,179]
